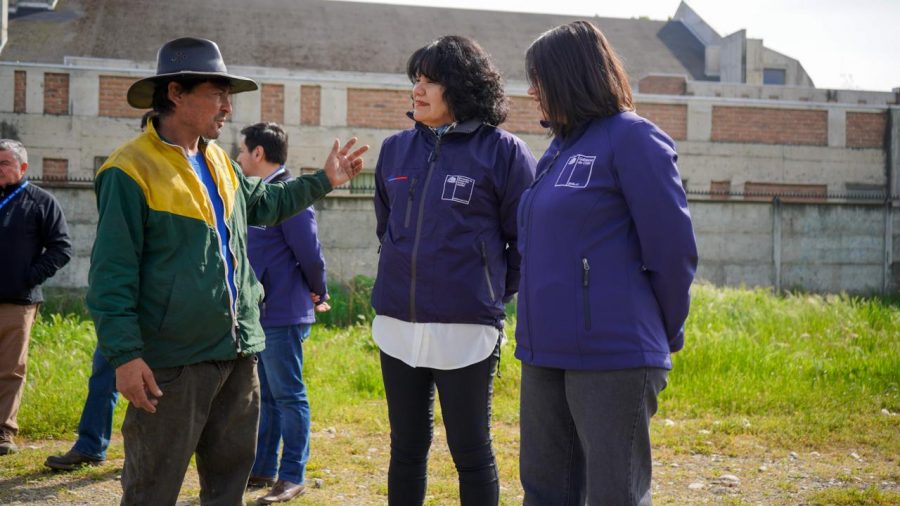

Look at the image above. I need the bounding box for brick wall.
[346,88,410,129]
[846,111,886,149]
[709,180,732,200]
[43,73,70,115]
[638,75,686,95]
[14,71,26,113]
[711,106,827,145]
[635,103,687,140]
[99,76,146,118]
[42,158,69,180]
[743,181,827,203]
[300,85,321,126]
[260,83,285,124]
[504,96,545,134]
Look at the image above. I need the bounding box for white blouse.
[372,315,500,370]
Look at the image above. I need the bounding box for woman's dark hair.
[150,76,231,115]
[407,35,508,126]
[526,21,634,138]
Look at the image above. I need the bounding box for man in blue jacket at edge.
[237,122,330,504]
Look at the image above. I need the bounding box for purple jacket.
[372,118,537,329]
[515,112,698,371]
[247,171,327,327]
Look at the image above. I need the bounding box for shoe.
[247,474,276,489]
[44,448,105,471]
[0,429,16,455]
[257,480,305,504]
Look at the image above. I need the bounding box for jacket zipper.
[480,240,496,302]
[582,257,591,331]
[184,150,241,353]
[521,149,561,350]
[409,137,443,322]
[404,177,417,228]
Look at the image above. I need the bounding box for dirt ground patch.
[1,423,897,505]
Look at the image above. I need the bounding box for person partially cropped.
[371,35,536,505]
[515,21,698,505]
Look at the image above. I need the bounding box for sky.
[342,0,900,92]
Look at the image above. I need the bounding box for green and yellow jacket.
[87,120,332,368]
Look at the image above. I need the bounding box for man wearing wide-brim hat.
[85,37,368,505]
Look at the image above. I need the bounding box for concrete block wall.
[38,185,97,289]
[41,189,900,295]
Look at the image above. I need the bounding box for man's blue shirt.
[188,152,236,305]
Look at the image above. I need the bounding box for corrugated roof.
[2,0,708,82]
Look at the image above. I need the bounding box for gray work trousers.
[520,364,668,506]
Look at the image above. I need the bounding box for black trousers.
[380,346,499,506]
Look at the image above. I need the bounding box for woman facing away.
[371,35,536,505]
[515,21,699,506]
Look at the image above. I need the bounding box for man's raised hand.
[323,137,369,188]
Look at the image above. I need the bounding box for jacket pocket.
[581,257,591,331]
[481,241,497,302]
[152,365,187,393]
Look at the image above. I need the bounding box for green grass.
[21,313,127,439]
[807,487,900,505]
[658,284,900,452]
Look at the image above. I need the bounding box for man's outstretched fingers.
[339,137,358,156]
[349,144,370,161]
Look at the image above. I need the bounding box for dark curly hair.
[406,35,508,126]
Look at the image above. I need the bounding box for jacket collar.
[145,116,212,155]
[264,167,290,184]
[407,111,484,138]
[0,177,27,196]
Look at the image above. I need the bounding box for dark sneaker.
[247,475,276,489]
[44,448,105,471]
[0,429,16,455]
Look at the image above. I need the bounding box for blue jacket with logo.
[247,170,327,327]
[515,112,698,370]
[372,118,537,329]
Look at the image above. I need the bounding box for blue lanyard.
[0,180,28,212]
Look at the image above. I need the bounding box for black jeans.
[380,347,500,506]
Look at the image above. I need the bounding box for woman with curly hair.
[371,35,536,505]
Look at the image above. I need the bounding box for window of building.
[763,68,786,85]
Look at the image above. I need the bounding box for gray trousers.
[120,356,260,506]
[520,364,668,506]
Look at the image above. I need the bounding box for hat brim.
[126,71,259,109]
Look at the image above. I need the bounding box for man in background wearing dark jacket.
[0,139,72,455]
[236,122,330,504]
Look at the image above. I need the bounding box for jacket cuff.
[314,170,334,193]
[107,350,144,369]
